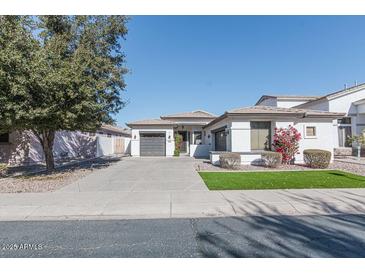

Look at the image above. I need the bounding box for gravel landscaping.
[195,159,365,176]
[0,169,92,193]
[0,156,121,193]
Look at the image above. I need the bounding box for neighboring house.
[293,84,365,148]
[127,83,365,164]
[0,124,131,166]
[255,95,321,108]
[92,124,131,156]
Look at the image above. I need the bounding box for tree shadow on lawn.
[194,191,365,257]
[327,171,365,182]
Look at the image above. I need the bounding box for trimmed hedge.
[219,153,241,169]
[303,149,331,169]
[261,151,282,168]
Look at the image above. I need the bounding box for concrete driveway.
[59,157,208,192]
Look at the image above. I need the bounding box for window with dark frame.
[305,126,317,137]
[193,131,202,145]
[250,121,271,151]
[338,117,351,125]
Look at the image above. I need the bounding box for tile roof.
[126,119,175,126]
[204,106,345,128]
[295,82,365,108]
[161,110,216,119]
[227,105,344,116]
[100,124,131,136]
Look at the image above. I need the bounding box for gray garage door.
[140,132,166,156]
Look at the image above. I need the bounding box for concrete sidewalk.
[1,188,365,221]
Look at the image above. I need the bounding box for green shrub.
[261,151,282,168]
[174,134,183,157]
[219,153,241,169]
[303,149,331,169]
[0,163,7,176]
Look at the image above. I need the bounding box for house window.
[0,133,9,143]
[305,126,317,138]
[193,131,202,145]
[338,117,351,125]
[250,122,271,151]
[337,117,352,147]
[107,133,112,138]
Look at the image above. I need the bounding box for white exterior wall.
[277,100,311,108]
[1,130,96,166]
[230,120,251,152]
[130,127,175,157]
[328,89,365,114]
[208,117,337,165]
[293,119,335,163]
[96,136,114,157]
[273,119,335,163]
[296,87,365,146]
[124,137,131,154]
[257,98,311,108]
[190,144,210,157]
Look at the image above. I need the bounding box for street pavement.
[1,214,365,257]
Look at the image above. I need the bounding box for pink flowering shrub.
[272,125,302,164]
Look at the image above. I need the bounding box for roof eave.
[203,112,229,129]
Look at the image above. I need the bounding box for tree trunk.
[33,129,56,172]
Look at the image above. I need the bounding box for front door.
[177,131,189,153]
[215,130,226,151]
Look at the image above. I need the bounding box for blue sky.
[115,16,365,127]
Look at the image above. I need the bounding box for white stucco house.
[127,83,365,165]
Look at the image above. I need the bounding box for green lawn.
[199,170,365,190]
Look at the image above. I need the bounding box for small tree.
[174,134,183,156]
[347,130,365,159]
[0,16,128,171]
[272,125,302,164]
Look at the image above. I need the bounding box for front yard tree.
[0,16,128,171]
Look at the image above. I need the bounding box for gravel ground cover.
[0,156,121,193]
[195,159,365,176]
